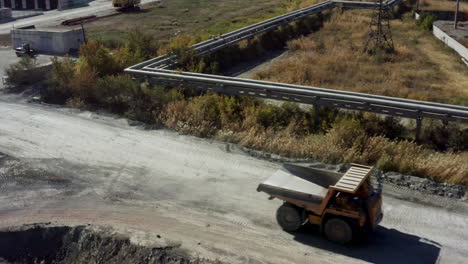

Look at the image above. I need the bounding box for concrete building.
[11,27,85,55]
[0,0,57,10]
[0,0,88,10]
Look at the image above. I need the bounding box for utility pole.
[454,0,460,30]
[81,21,87,44]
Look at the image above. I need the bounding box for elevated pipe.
[127,67,468,122]
[126,0,468,124]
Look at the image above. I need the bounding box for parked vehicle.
[257,163,383,244]
[15,43,36,57]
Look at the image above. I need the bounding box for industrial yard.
[0,97,467,264]
[0,0,468,263]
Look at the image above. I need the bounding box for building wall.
[0,0,83,10]
[0,0,43,9]
[11,28,85,54]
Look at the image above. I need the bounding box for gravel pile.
[0,225,214,264]
[382,172,467,200]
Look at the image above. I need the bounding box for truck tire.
[276,203,303,232]
[324,218,353,244]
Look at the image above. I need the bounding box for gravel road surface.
[0,96,467,264]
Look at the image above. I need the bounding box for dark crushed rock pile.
[0,225,218,264]
[383,172,467,200]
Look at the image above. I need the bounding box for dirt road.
[0,96,467,263]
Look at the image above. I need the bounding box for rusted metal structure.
[365,0,394,53]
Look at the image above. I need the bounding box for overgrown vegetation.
[163,13,326,74]
[38,2,468,186]
[5,57,43,86]
[253,9,468,105]
[419,0,468,12]
[416,12,437,31]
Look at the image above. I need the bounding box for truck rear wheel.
[276,203,302,232]
[324,218,353,244]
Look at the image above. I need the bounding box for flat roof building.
[11,26,85,55]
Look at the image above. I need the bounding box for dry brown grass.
[155,9,468,185]
[216,119,468,185]
[160,95,468,185]
[420,0,468,12]
[253,10,468,105]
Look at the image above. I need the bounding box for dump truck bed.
[257,164,373,202]
[257,164,343,200]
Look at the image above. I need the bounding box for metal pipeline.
[125,0,468,123]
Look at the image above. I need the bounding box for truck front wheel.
[324,218,353,244]
[276,203,303,232]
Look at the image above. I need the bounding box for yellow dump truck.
[257,164,383,244]
[112,0,141,9]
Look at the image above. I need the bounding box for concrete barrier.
[433,22,468,61]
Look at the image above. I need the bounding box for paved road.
[0,98,467,263]
[0,0,159,34]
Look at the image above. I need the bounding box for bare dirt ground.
[0,94,467,263]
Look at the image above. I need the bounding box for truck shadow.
[293,225,441,264]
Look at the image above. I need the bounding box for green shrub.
[168,13,325,74]
[416,13,437,31]
[358,114,405,140]
[126,84,183,124]
[126,29,158,60]
[78,41,121,76]
[326,118,366,149]
[93,75,135,112]
[69,68,98,104]
[5,57,41,86]
[45,57,76,103]
[422,120,467,151]
[46,56,99,105]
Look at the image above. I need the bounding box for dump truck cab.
[257,163,383,244]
